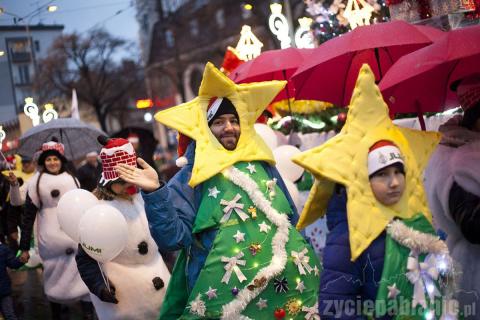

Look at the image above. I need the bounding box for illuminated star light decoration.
[154,62,286,187]
[293,64,440,261]
[268,3,292,49]
[343,0,375,29]
[235,25,264,61]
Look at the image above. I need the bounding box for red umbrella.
[229,47,313,102]
[291,20,443,107]
[380,25,480,114]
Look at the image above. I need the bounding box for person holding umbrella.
[425,74,480,317]
[18,138,93,319]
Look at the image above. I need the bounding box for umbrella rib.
[442,59,461,110]
[342,53,356,107]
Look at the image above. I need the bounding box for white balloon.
[254,123,278,150]
[57,189,99,242]
[79,204,128,263]
[284,179,301,212]
[273,145,304,182]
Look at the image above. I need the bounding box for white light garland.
[268,3,291,49]
[42,103,58,123]
[221,166,291,319]
[23,97,41,126]
[295,17,315,49]
[235,25,263,61]
[343,0,374,29]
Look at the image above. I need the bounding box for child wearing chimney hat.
[75,136,170,320]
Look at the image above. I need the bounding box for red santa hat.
[367,140,404,176]
[98,136,137,186]
[127,133,140,144]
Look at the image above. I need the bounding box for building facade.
[0,25,63,127]
[139,0,305,148]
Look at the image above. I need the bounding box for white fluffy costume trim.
[27,172,89,303]
[91,194,171,320]
[425,135,480,315]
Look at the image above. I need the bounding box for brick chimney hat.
[99,138,136,186]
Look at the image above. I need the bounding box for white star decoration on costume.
[233,230,246,243]
[387,283,401,299]
[313,265,320,276]
[246,162,256,174]
[258,221,271,233]
[256,298,268,310]
[296,280,306,293]
[208,186,221,198]
[206,287,218,300]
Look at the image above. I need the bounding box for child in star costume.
[293,65,456,319]
[117,63,321,319]
[75,137,171,320]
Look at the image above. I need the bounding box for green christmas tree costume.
[161,161,320,319]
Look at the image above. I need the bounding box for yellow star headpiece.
[154,62,286,187]
[292,64,440,261]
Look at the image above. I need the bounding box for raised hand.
[116,158,161,192]
[7,172,18,186]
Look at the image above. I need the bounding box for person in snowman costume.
[19,139,93,319]
[75,136,171,320]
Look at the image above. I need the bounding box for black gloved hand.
[99,286,118,304]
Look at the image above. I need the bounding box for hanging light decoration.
[0,126,5,145]
[343,0,375,29]
[42,103,58,123]
[295,17,315,49]
[235,25,263,61]
[23,97,41,127]
[268,3,292,49]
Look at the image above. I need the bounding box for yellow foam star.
[292,64,440,261]
[154,62,286,187]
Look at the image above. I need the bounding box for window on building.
[190,19,199,37]
[18,65,30,84]
[34,40,40,52]
[165,30,175,48]
[142,14,149,32]
[216,9,225,28]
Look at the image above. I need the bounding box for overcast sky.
[0,0,139,54]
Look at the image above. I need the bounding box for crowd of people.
[0,63,477,320]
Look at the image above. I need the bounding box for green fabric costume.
[375,214,450,319]
[161,161,320,319]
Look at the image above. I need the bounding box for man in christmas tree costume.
[293,65,456,319]
[117,63,321,319]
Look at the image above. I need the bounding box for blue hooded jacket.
[142,142,299,291]
[319,186,389,320]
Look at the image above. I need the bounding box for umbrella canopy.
[291,20,443,107]
[380,25,480,114]
[229,48,313,102]
[18,118,106,160]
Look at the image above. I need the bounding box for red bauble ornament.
[337,112,347,123]
[274,308,286,319]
